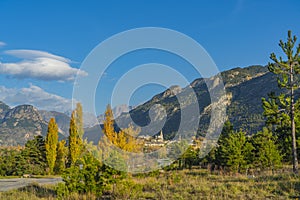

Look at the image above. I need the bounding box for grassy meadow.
[1,168,300,200]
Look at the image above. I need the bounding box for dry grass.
[0,183,56,200]
[113,169,300,199]
[1,169,300,199]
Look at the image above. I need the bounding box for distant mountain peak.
[0,104,48,146]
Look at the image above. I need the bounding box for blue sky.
[0,0,299,114]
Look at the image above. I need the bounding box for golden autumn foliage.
[99,104,143,153]
[68,103,84,166]
[45,118,58,174]
[55,139,67,174]
[69,111,80,166]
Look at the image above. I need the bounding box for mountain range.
[0,102,131,145]
[0,65,284,145]
[113,65,276,139]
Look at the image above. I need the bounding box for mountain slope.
[0,103,48,146]
[112,65,278,139]
[39,110,70,136]
[0,65,285,145]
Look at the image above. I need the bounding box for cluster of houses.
[138,130,166,147]
[137,130,203,152]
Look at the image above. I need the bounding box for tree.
[0,148,25,176]
[68,110,82,166]
[99,105,143,171]
[45,118,59,174]
[55,140,67,174]
[267,30,300,173]
[251,128,282,171]
[102,104,115,143]
[75,102,84,140]
[99,105,142,154]
[168,140,189,169]
[60,152,124,197]
[22,135,47,175]
[117,124,142,152]
[181,146,199,169]
[98,105,116,162]
[217,131,254,173]
[215,120,234,168]
[262,93,300,161]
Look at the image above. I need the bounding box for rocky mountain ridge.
[0,65,285,145]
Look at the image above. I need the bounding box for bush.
[59,152,125,198]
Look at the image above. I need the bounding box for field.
[1,169,300,200]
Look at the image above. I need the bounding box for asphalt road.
[0,177,63,192]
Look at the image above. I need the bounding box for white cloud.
[0,41,6,47]
[0,49,87,81]
[5,49,70,63]
[0,84,75,113]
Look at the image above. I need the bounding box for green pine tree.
[217,131,254,173]
[262,93,300,161]
[267,30,300,173]
[215,120,234,168]
[251,127,282,171]
[22,136,47,175]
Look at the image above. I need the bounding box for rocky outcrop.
[0,104,48,146]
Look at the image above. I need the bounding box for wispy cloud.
[0,84,74,113]
[5,49,71,62]
[0,41,6,47]
[0,49,87,81]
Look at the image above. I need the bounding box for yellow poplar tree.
[119,124,143,152]
[99,105,115,160]
[99,105,142,153]
[103,104,116,142]
[55,139,67,174]
[45,118,58,174]
[75,102,84,140]
[68,111,81,166]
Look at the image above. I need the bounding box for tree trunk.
[290,63,298,174]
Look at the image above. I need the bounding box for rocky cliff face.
[0,104,48,146]
[0,101,10,120]
[111,65,279,139]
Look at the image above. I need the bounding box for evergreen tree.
[267,30,300,173]
[262,93,300,161]
[60,151,124,197]
[45,118,58,174]
[217,131,254,173]
[251,128,282,171]
[168,140,189,169]
[22,135,47,175]
[181,146,199,169]
[215,120,234,168]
